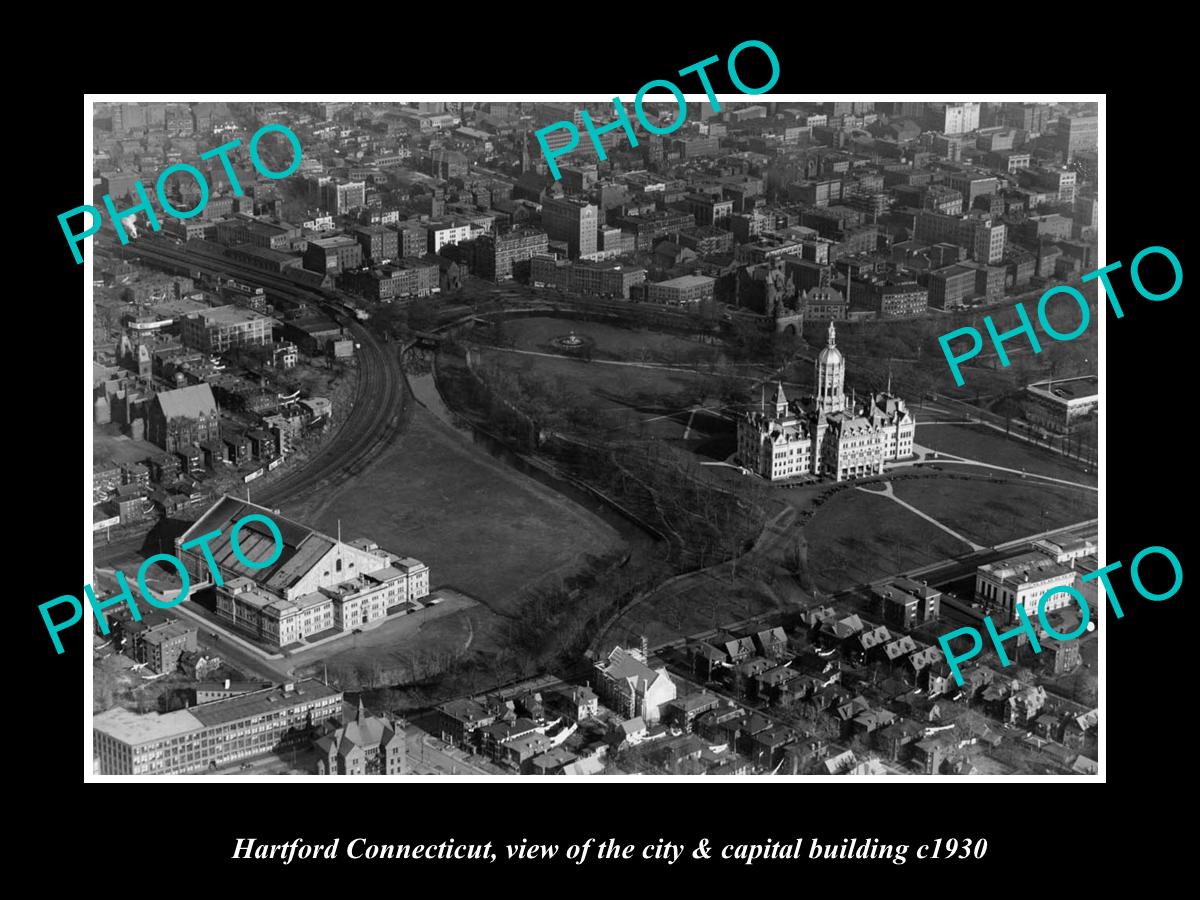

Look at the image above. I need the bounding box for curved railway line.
[97,236,410,509]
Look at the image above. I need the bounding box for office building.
[914,211,1006,264]
[541,197,599,258]
[645,274,715,306]
[180,305,272,352]
[473,228,549,281]
[870,281,928,318]
[928,265,977,309]
[321,180,366,215]
[1058,115,1098,160]
[351,225,399,263]
[94,681,343,774]
[1024,376,1099,433]
[303,236,364,274]
[975,552,1080,622]
[942,103,981,135]
[425,219,478,254]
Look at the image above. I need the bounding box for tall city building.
[942,102,981,136]
[541,196,598,259]
[1058,115,1098,161]
[320,180,367,215]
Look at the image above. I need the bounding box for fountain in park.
[549,329,594,355]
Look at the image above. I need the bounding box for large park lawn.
[803,488,969,593]
[916,422,1096,486]
[282,404,626,616]
[890,473,1095,548]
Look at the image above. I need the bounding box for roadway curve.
[95,237,410,512]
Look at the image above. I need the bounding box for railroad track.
[96,237,410,508]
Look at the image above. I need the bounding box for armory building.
[176,495,430,649]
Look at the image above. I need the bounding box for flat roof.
[189,305,271,326]
[94,706,203,745]
[1027,376,1099,402]
[187,680,342,728]
[653,274,714,289]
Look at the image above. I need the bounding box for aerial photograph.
[85,98,1099,777]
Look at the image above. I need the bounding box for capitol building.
[737,322,917,482]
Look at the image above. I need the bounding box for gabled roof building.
[175,495,430,649]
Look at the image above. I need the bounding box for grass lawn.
[475,346,727,441]
[93,423,161,466]
[890,474,1095,548]
[282,403,626,617]
[803,488,970,593]
[916,422,1096,486]
[501,315,728,366]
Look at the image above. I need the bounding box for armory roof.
[180,495,337,593]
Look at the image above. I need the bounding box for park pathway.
[890,445,1098,493]
[856,481,985,552]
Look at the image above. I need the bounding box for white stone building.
[737,322,916,482]
[176,496,431,649]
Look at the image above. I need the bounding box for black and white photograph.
[74,95,1112,782]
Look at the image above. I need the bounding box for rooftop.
[1027,376,1099,403]
[94,706,203,745]
[186,680,342,728]
[188,305,272,326]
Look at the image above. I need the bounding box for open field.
[93,423,161,467]
[499,315,728,366]
[284,403,626,617]
[474,346,724,441]
[890,474,1095,548]
[916,422,1096,485]
[802,488,970,592]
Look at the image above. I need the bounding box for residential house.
[664,692,721,733]
[436,697,498,749]
[752,627,789,659]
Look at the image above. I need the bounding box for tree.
[408,298,436,332]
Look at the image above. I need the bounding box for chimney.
[641,634,649,660]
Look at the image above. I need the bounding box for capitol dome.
[818,321,843,367]
[818,343,843,367]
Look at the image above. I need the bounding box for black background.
[24,29,1189,887]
